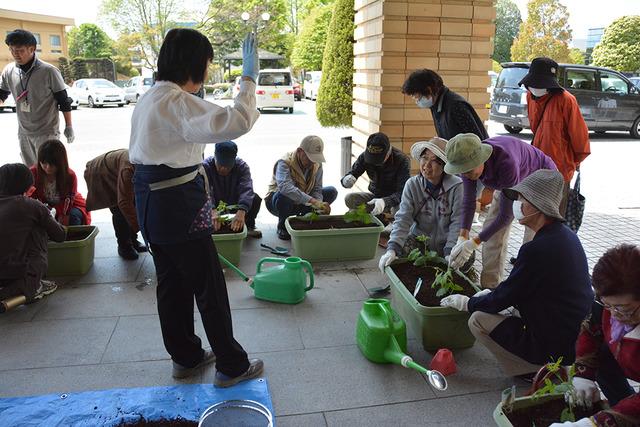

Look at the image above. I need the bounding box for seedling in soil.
[530,358,578,422]
[406,235,446,267]
[344,203,373,224]
[214,201,240,226]
[299,207,323,223]
[431,267,464,297]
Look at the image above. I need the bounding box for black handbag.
[565,170,585,232]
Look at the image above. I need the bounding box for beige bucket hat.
[503,169,565,220]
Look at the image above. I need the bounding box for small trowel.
[260,243,290,256]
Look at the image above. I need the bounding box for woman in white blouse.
[129,28,262,387]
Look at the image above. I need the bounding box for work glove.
[341,174,357,188]
[50,207,57,219]
[473,288,492,298]
[242,33,259,83]
[572,377,600,408]
[367,198,385,216]
[440,294,469,312]
[449,236,467,262]
[378,250,397,273]
[549,418,596,427]
[449,238,480,270]
[64,126,75,144]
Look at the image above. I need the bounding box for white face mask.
[416,96,433,109]
[512,200,538,222]
[529,87,548,97]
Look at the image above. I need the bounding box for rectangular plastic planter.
[285,215,384,262]
[212,225,247,266]
[47,225,99,276]
[493,394,563,426]
[386,262,480,351]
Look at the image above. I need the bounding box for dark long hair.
[156,28,213,85]
[37,140,70,196]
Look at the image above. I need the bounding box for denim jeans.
[266,186,338,230]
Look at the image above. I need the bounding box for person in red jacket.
[519,57,591,215]
[30,139,90,226]
[556,244,640,427]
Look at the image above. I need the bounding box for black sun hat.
[518,57,562,90]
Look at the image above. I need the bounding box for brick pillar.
[352,0,496,171]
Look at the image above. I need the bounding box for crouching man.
[265,135,337,240]
[440,170,593,377]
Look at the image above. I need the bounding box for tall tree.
[100,0,185,70]
[568,48,585,65]
[316,0,354,127]
[68,23,113,59]
[493,0,521,63]
[286,0,335,35]
[592,16,640,72]
[510,0,572,63]
[291,5,331,71]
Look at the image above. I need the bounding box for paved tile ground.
[1,210,639,426]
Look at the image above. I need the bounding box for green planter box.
[285,215,384,262]
[212,225,247,266]
[386,262,480,351]
[494,394,565,426]
[47,225,99,276]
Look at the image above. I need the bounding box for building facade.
[0,8,74,71]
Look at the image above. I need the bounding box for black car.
[490,62,640,138]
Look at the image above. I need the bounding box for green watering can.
[356,299,448,391]
[218,254,314,304]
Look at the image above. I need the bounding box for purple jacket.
[460,136,556,241]
[202,157,255,211]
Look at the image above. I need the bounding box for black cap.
[518,57,562,90]
[215,141,238,168]
[0,163,33,196]
[364,132,390,166]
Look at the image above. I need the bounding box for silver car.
[123,76,153,103]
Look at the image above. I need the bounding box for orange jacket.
[527,90,590,182]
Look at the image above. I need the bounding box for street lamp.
[241,11,270,34]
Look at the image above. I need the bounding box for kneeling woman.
[30,140,90,226]
[129,29,262,386]
[379,137,464,272]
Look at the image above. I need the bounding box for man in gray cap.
[265,135,338,240]
[440,170,593,378]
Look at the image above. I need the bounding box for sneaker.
[214,358,264,388]
[172,349,216,379]
[277,228,290,241]
[33,280,57,300]
[118,245,139,260]
[133,239,148,253]
[246,228,262,239]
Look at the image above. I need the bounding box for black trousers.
[150,236,249,377]
[227,194,262,229]
[110,206,136,247]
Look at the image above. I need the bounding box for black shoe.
[172,349,216,379]
[133,239,148,253]
[118,245,139,260]
[277,228,290,240]
[509,257,517,265]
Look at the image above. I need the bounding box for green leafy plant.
[344,203,373,224]
[298,205,324,223]
[406,235,445,267]
[431,267,464,297]
[532,357,577,422]
[215,200,240,225]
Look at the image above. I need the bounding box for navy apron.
[133,164,214,245]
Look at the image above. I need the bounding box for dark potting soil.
[116,417,197,427]
[63,228,93,241]
[391,262,477,307]
[505,397,605,427]
[288,216,378,231]
[212,223,243,235]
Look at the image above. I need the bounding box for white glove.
[64,126,75,144]
[378,250,397,273]
[473,288,491,297]
[368,198,385,215]
[549,417,596,427]
[572,377,600,408]
[342,174,357,188]
[440,294,469,311]
[449,236,467,263]
[450,238,480,270]
[50,208,56,219]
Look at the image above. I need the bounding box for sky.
[2,0,640,42]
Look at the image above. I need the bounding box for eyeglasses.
[595,300,640,318]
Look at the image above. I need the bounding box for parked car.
[629,76,640,89]
[65,84,79,110]
[123,76,153,103]
[292,78,302,101]
[303,71,322,100]
[256,69,295,114]
[1,93,16,112]
[71,78,125,108]
[490,62,640,138]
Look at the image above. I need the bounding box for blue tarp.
[0,379,273,426]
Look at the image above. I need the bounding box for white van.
[303,71,322,100]
[256,69,294,114]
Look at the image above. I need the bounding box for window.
[496,67,528,89]
[599,72,629,94]
[258,72,292,86]
[564,69,597,91]
[50,34,62,53]
[33,33,42,52]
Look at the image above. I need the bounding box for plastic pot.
[47,225,99,276]
[212,225,247,266]
[494,393,564,426]
[386,262,480,351]
[284,215,384,262]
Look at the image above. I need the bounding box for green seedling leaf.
[300,211,319,222]
[560,407,575,422]
[344,203,373,224]
[435,287,448,297]
[407,248,421,262]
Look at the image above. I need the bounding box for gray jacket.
[388,174,463,256]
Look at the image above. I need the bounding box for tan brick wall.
[352,0,496,169]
